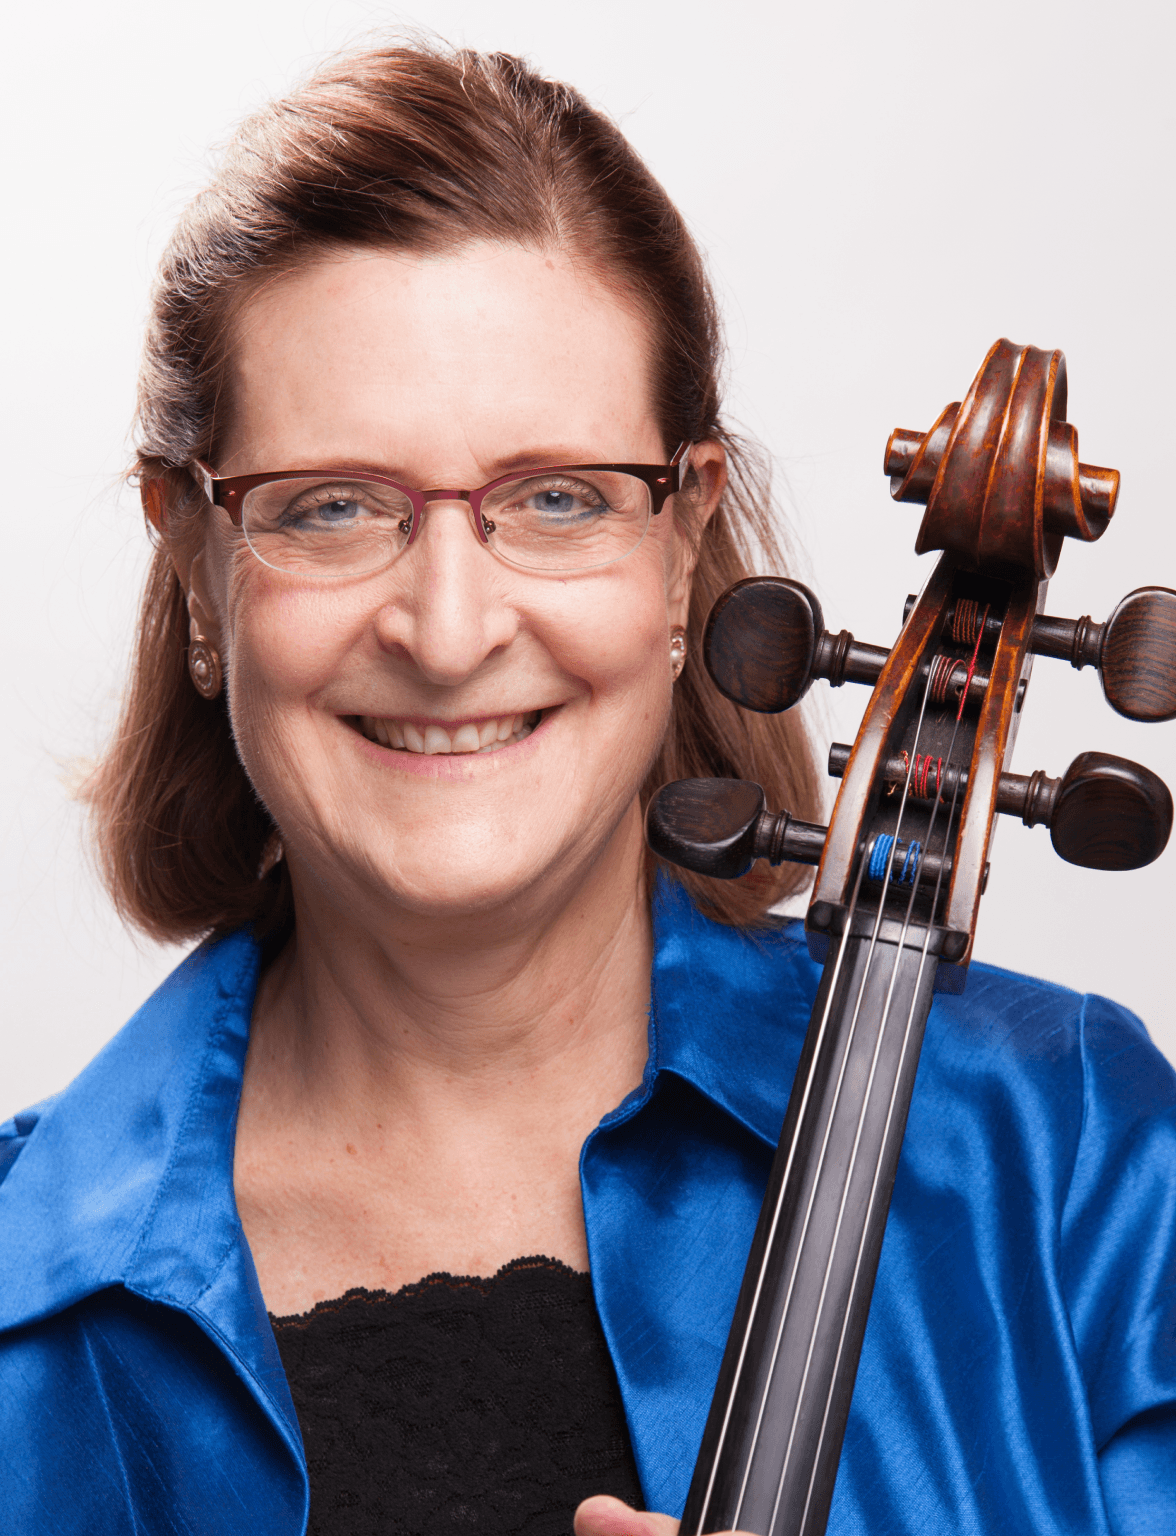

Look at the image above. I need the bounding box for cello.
[646,338,1176,1536]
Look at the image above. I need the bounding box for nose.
[372,500,518,685]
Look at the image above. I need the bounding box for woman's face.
[186,244,722,925]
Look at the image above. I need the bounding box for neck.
[246,801,654,1133]
[235,803,657,1307]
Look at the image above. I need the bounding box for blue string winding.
[868,834,922,885]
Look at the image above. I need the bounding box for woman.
[0,41,1173,1536]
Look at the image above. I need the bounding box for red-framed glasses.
[187,443,691,577]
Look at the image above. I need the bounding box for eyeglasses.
[187,443,691,577]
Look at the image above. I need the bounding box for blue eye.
[524,485,607,525]
[276,497,365,530]
[535,490,578,517]
[316,499,360,522]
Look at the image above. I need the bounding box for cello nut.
[941,931,968,961]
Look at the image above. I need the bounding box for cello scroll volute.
[885,338,1120,577]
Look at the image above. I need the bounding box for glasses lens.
[241,476,415,576]
[479,471,652,571]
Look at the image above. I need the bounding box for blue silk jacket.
[2,882,1175,1533]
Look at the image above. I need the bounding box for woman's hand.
[575,1495,680,1536]
[575,1495,755,1536]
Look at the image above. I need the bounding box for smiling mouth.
[356,709,544,756]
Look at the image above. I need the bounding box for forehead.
[221,243,661,476]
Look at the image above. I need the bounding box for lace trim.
[270,1253,644,1536]
[270,1253,583,1327]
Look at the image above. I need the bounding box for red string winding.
[898,751,945,800]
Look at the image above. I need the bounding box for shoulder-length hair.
[87,42,822,943]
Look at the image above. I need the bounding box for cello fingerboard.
[681,931,937,1536]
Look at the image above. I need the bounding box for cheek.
[536,558,674,746]
[226,559,356,694]
[223,572,363,785]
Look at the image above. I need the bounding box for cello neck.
[681,928,938,1536]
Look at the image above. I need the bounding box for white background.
[2,0,1173,1115]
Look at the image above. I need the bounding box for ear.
[146,471,229,654]
[666,438,727,623]
[170,535,225,654]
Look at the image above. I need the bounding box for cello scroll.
[885,337,1119,574]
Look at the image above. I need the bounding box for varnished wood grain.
[652,339,1171,1536]
[888,339,1118,577]
[808,559,956,921]
[1049,752,1173,870]
[646,777,766,878]
[1100,588,1176,722]
[940,575,1042,957]
[704,578,823,712]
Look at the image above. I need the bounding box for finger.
[573,1494,680,1536]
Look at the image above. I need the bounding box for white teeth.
[452,723,480,753]
[362,710,542,755]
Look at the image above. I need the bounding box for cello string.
[751,648,957,1532]
[793,668,976,1535]
[716,600,992,1533]
[690,600,962,1536]
[728,658,941,1530]
[695,655,932,1532]
[690,843,872,1533]
[781,608,988,1534]
[786,606,988,1533]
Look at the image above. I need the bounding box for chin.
[264,723,654,926]
[305,807,581,924]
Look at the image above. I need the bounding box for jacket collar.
[649,880,817,1148]
[0,929,300,1451]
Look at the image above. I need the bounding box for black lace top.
[270,1257,644,1536]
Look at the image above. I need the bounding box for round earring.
[188,636,223,700]
[670,626,688,682]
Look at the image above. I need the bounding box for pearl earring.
[670,626,687,682]
[188,635,223,700]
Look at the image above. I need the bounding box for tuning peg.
[645,777,827,879]
[1029,586,1176,722]
[827,743,1171,871]
[1041,752,1173,870]
[703,578,891,713]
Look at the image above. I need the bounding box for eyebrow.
[489,447,614,475]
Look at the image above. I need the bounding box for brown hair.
[87,41,822,943]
